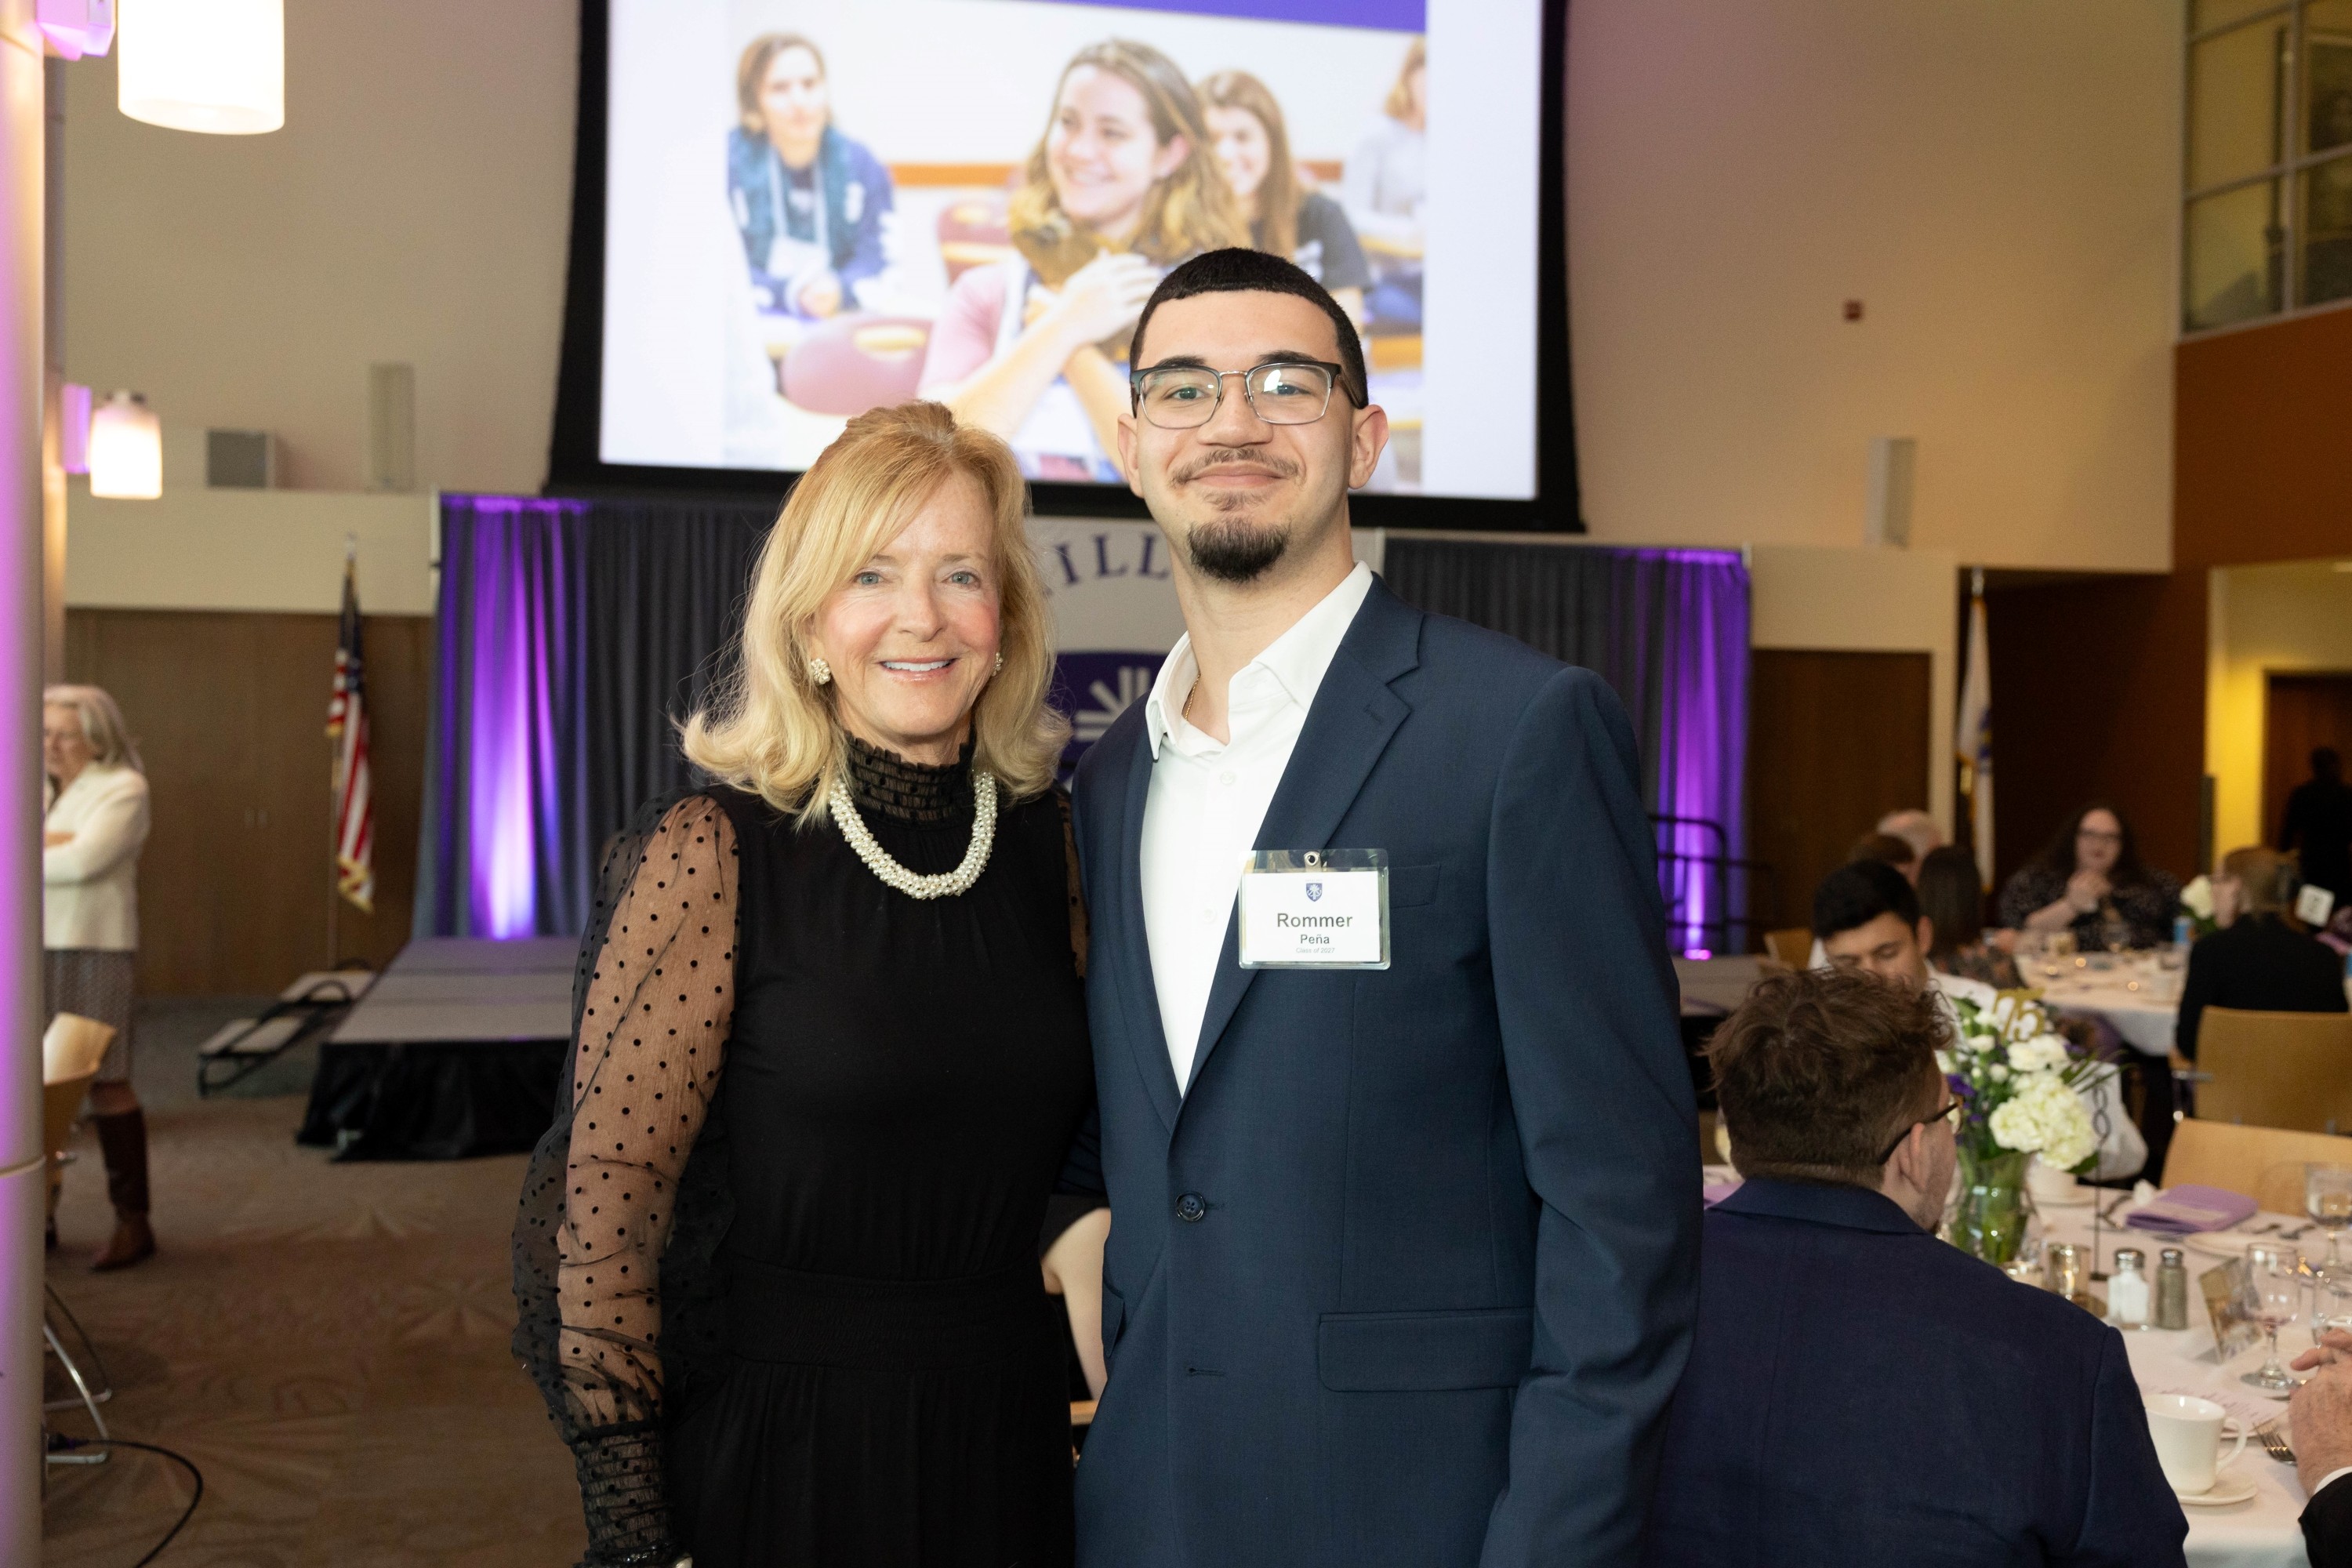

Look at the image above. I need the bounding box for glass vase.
[1951,1146,2031,1265]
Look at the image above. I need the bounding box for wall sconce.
[87,391,161,499]
[117,0,284,135]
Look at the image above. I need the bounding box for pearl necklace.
[827,769,999,899]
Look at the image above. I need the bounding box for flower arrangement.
[2180,875,2219,938]
[1941,992,2101,1263]
[1940,993,2099,1172]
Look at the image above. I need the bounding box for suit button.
[1174,1193,1207,1223]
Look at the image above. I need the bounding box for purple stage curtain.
[1383,539,1751,954]
[415,497,590,939]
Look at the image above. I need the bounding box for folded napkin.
[2124,1185,2259,1236]
[1703,1180,1743,1207]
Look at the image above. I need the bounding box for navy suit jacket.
[1642,1179,2187,1567]
[1067,578,1698,1568]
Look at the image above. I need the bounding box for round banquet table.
[2038,1200,2319,1567]
[1695,1171,2322,1565]
[2032,955,2184,1057]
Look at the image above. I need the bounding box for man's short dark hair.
[1848,831,1918,871]
[1707,967,1950,1185]
[1128,249,1368,408]
[1812,859,1920,941]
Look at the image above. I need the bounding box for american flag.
[328,557,375,913]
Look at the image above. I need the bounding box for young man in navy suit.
[1645,967,2186,1566]
[1065,248,1697,1567]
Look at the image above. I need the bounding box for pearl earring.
[993,652,1004,676]
[808,655,832,686]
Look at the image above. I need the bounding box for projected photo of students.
[917,39,1248,483]
[1199,71,1369,327]
[1345,38,1425,335]
[728,33,894,320]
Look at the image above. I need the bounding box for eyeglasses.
[1877,1096,1962,1164]
[1129,359,1360,429]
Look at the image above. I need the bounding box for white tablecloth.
[2034,958,2183,1057]
[2038,1203,2314,1567]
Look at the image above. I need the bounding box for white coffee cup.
[2145,1393,2247,1494]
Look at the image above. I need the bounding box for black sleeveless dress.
[515,741,1093,1568]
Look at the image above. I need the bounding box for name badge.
[1236,849,1389,970]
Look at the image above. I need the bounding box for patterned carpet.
[42,1000,586,1566]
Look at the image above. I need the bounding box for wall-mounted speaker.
[365,362,416,493]
[1866,436,1916,548]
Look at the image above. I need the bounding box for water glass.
[2241,1243,2307,1392]
[2308,1165,2352,1266]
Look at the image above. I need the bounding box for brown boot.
[91,1109,155,1272]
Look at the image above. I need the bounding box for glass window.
[2198,0,2290,31]
[2299,151,2352,303]
[2190,20,2290,189]
[2186,179,2286,328]
[2307,1,2352,156]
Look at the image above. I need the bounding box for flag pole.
[327,535,355,967]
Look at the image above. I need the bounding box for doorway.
[2264,672,2352,847]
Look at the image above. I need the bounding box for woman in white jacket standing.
[43,684,154,1270]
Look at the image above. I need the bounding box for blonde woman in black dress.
[514,401,1094,1567]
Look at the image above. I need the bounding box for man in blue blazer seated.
[1644,966,2187,1566]
[1065,246,1698,1567]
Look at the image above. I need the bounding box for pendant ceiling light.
[88,392,162,499]
[118,0,285,135]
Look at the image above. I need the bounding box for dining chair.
[2187,1007,2352,1134]
[1762,927,1813,971]
[2162,1118,2352,1213]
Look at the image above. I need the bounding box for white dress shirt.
[1139,561,1374,1092]
[44,764,150,951]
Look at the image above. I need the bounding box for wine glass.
[2241,1243,2307,1392]
[2310,1165,2352,1268]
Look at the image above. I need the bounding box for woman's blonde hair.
[681,402,1068,822]
[2221,845,2302,923]
[1383,38,1428,122]
[1009,39,1250,289]
[43,684,141,774]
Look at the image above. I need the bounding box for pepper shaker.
[2155,1247,2190,1330]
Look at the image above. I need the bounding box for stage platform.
[296,936,577,1160]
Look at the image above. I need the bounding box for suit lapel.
[1180,582,1423,1105]
[1104,713,1182,1133]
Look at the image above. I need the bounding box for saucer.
[2174,1470,2259,1507]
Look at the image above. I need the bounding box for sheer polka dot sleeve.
[553,797,738,1432]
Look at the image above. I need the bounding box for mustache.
[1171,448,1300,486]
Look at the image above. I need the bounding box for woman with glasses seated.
[1998,801,2183,953]
[918,39,1247,483]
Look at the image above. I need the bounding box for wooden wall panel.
[1748,649,1932,938]
[64,608,430,996]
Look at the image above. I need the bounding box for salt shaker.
[2156,1247,2191,1330]
[2107,1248,2151,1327]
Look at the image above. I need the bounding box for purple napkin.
[1703,1180,1743,1207]
[2124,1185,2259,1236]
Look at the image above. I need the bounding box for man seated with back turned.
[1642,967,2186,1566]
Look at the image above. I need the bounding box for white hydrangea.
[2005,1033,2071,1075]
[2181,875,2215,922]
[1987,1072,2097,1170]
[1935,1048,1957,1075]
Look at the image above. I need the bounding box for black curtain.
[582,499,773,862]
[1385,536,1751,950]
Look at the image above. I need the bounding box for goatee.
[1187,520,1291,583]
